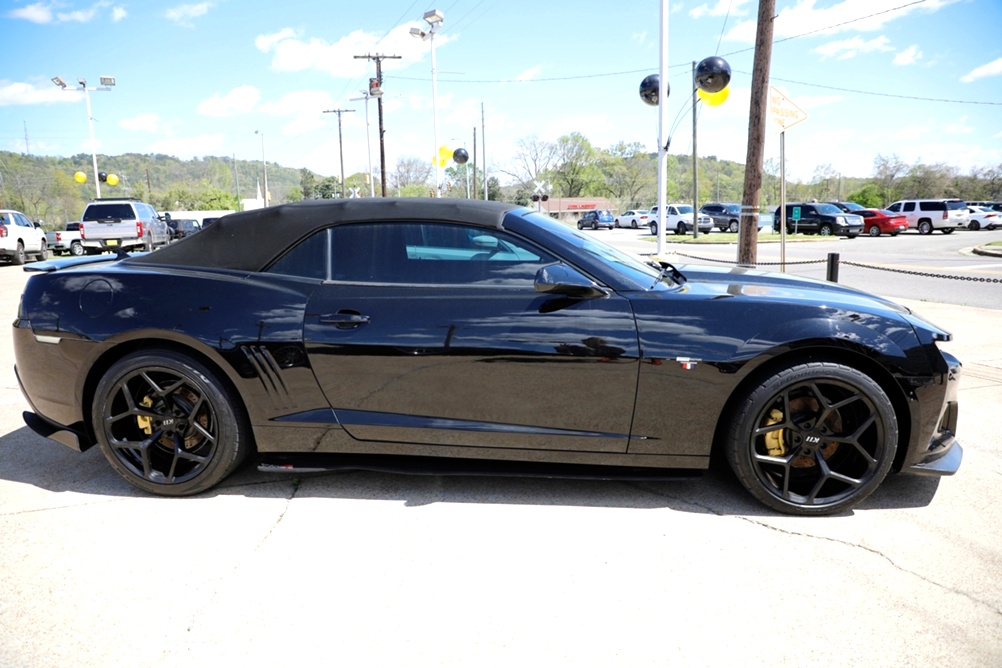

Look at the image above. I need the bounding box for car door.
[303,221,640,453]
[14,212,42,252]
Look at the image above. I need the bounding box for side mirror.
[534,264,609,300]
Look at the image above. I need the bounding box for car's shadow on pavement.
[0,426,941,517]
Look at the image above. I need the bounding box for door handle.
[320,311,370,329]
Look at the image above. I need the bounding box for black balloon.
[453,148,469,164]
[639,74,667,106]
[694,56,731,94]
[98,171,108,182]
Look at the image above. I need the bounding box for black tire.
[631,220,638,229]
[968,221,980,231]
[728,220,739,233]
[592,220,598,230]
[675,222,686,236]
[35,239,48,261]
[918,220,933,235]
[70,241,85,256]
[577,223,583,230]
[867,225,881,237]
[725,362,897,516]
[819,224,833,236]
[92,350,250,496]
[942,228,953,235]
[649,223,658,236]
[891,230,901,236]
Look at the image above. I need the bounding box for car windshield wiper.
[648,260,686,289]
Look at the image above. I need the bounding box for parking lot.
[1,255,1000,667]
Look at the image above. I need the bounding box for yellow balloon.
[106,174,119,186]
[697,86,729,107]
[438,144,451,159]
[74,171,87,183]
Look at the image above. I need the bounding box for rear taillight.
[80,224,86,240]
[942,210,948,220]
[0,226,7,238]
[136,221,144,237]
[55,232,62,242]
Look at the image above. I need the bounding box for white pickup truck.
[45,222,86,256]
[77,199,170,252]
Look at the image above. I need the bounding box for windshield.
[815,203,842,214]
[516,211,669,289]
[946,200,967,210]
[676,205,694,214]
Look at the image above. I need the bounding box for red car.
[858,209,909,237]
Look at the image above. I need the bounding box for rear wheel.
[725,361,897,515]
[867,225,881,237]
[35,239,48,261]
[92,350,249,496]
[70,241,85,256]
[942,228,954,235]
[631,219,638,229]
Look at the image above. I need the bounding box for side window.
[887,203,900,212]
[329,222,557,286]
[903,202,915,212]
[265,229,328,280]
[15,213,32,228]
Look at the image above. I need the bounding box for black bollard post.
[826,252,840,283]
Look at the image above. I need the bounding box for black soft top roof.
[128,198,526,272]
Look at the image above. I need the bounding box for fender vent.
[241,345,295,410]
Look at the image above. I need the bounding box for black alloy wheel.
[968,221,980,231]
[92,350,249,496]
[726,362,897,516]
[868,225,881,237]
[676,222,686,235]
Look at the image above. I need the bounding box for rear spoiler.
[24,249,148,273]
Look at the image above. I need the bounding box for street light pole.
[350,91,377,197]
[52,75,114,198]
[255,130,269,207]
[411,9,444,197]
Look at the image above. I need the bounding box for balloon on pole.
[694,56,731,94]
[639,74,667,106]
[697,86,730,107]
[74,171,87,183]
[453,148,469,164]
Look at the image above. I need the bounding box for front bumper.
[903,351,963,476]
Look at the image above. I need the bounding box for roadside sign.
[769,86,808,132]
[792,207,801,221]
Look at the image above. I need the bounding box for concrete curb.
[972,244,1002,258]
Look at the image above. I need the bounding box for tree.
[847,184,882,208]
[391,157,432,193]
[873,154,907,204]
[600,142,656,208]
[299,168,316,199]
[552,133,601,197]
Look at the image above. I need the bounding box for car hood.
[674,263,910,316]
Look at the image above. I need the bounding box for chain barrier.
[644,250,1002,284]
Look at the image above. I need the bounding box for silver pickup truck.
[45,222,86,256]
[78,199,170,252]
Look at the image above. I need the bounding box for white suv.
[885,199,969,235]
[0,209,47,264]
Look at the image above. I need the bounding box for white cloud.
[255,23,456,78]
[690,0,751,20]
[511,66,542,82]
[165,2,212,26]
[893,45,922,65]
[148,134,226,159]
[793,94,844,110]
[258,90,338,137]
[7,2,53,23]
[960,57,1002,83]
[196,86,260,117]
[112,6,126,21]
[0,80,79,106]
[945,116,973,135]
[814,35,893,60]
[119,113,161,132]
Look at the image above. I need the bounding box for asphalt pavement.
[0,247,1000,667]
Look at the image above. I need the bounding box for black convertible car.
[13,199,962,515]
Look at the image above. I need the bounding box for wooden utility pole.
[354,53,401,196]
[322,108,354,197]
[738,0,777,265]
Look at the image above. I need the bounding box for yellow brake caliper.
[136,396,154,435]
[763,409,786,456]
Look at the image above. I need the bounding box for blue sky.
[2,0,1000,189]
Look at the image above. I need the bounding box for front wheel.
[728,220,739,233]
[867,225,881,237]
[968,221,981,231]
[725,361,897,516]
[942,228,954,235]
[92,350,250,496]
[13,241,25,265]
[631,220,638,229]
[675,222,686,236]
[649,223,658,236]
[918,220,933,235]
[819,224,833,236]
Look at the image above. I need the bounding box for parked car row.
[580,197,1000,238]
